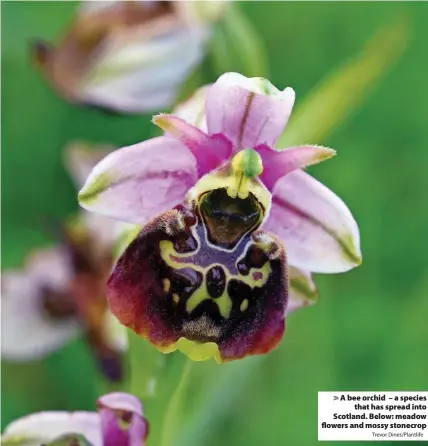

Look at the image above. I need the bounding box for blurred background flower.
[1,392,149,446]
[1,143,129,382]
[2,2,427,446]
[31,0,230,113]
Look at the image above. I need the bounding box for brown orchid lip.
[107,190,288,361]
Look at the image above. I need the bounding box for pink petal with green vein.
[255,143,336,190]
[265,170,361,273]
[206,72,295,150]
[78,136,197,224]
[153,114,232,176]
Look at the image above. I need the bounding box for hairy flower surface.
[1,392,148,446]
[1,143,130,380]
[79,72,362,362]
[31,0,228,113]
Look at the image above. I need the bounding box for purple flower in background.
[1,392,149,446]
[79,72,361,362]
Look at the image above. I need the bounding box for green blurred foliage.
[2,2,428,446]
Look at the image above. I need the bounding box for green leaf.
[127,331,170,402]
[278,16,411,147]
[126,332,182,446]
[174,357,264,446]
[158,359,194,446]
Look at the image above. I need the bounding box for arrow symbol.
[334,396,339,401]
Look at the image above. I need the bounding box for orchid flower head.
[78,72,362,362]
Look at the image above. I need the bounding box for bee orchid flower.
[1,392,149,446]
[32,0,228,113]
[79,72,362,363]
[1,143,131,380]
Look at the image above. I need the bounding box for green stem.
[159,358,194,446]
[127,330,165,401]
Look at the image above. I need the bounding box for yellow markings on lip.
[185,284,232,319]
[237,262,271,289]
[216,293,233,319]
[186,286,207,313]
[159,239,271,318]
[160,239,234,318]
[163,278,171,293]
[160,240,202,270]
[240,299,249,312]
